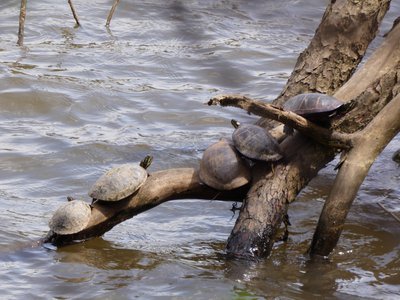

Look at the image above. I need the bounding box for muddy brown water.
[0,0,399,298]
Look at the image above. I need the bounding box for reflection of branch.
[106,0,120,27]
[44,168,248,246]
[17,0,27,46]
[208,94,353,149]
[377,201,400,223]
[68,0,80,26]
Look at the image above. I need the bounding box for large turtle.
[199,139,251,190]
[282,93,343,134]
[231,119,283,162]
[283,93,343,124]
[89,155,153,202]
[49,200,91,235]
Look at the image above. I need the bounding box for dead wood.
[17,0,27,46]
[106,0,121,27]
[309,93,400,256]
[275,0,391,105]
[224,0,392,259]
[208,94,353,149]
[68,0,81,26]
[44,0,397,260]
[44,168,248,245]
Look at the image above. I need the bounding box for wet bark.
[275,0,390,105]
[224,0,392,258]
[310,93,400,256]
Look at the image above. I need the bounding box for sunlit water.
[0,0,399,299]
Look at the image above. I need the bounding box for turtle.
[231,119,283,162]
[283,93,343,125]
[88,155,153,202]
[199,138,251,190]
[49,200,91,235]
[282,93,343,134]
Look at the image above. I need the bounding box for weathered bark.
[17,0,27,46]
[276,0,391,105]
[44,168,248,245]
[106,0,121,27]
[225,0,391,258]
[309,93,400,256]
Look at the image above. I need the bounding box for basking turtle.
[49,200,91,235]
[283,93,343,125]
[199,139,251,190]
[89,155,153,202]
[231,119,283,162]
[282,93,343,134]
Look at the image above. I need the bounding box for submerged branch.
[68,0,81,26]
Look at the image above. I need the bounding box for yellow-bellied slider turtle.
[49,200,91,235]
[231,119,283,162]
[88,155,153,202]
[199,139,251,190]
[283,93,343,124]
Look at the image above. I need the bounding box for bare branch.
[309,93,400,256]
[68,0,81,26]
[17,0,27,46]
[106,0,121,27]
[208,94,353,149]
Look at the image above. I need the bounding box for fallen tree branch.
[44,168,248,246]
[309,93,400,256]
[208,94,353,149]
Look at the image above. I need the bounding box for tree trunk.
[225,0,391,258]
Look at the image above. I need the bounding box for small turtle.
[231,119,283,162]
[199,139,251,190]
[89,155,153,202]
[283,93,343,125]
[49,200,91,235]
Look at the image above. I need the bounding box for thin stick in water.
[68,0,80,26]
[106,0,121,27]
[378,201,400,223]
[17,0,27,46]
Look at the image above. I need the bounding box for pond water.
[0,0,399,299]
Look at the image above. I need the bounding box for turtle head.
[231,119,241,129]
[140,155,153,169]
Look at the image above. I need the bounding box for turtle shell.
[49,200,91,235]
[199,139,251,190]
[89,163,148,201]
[283,93,343,121]
[232,124,283,161]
